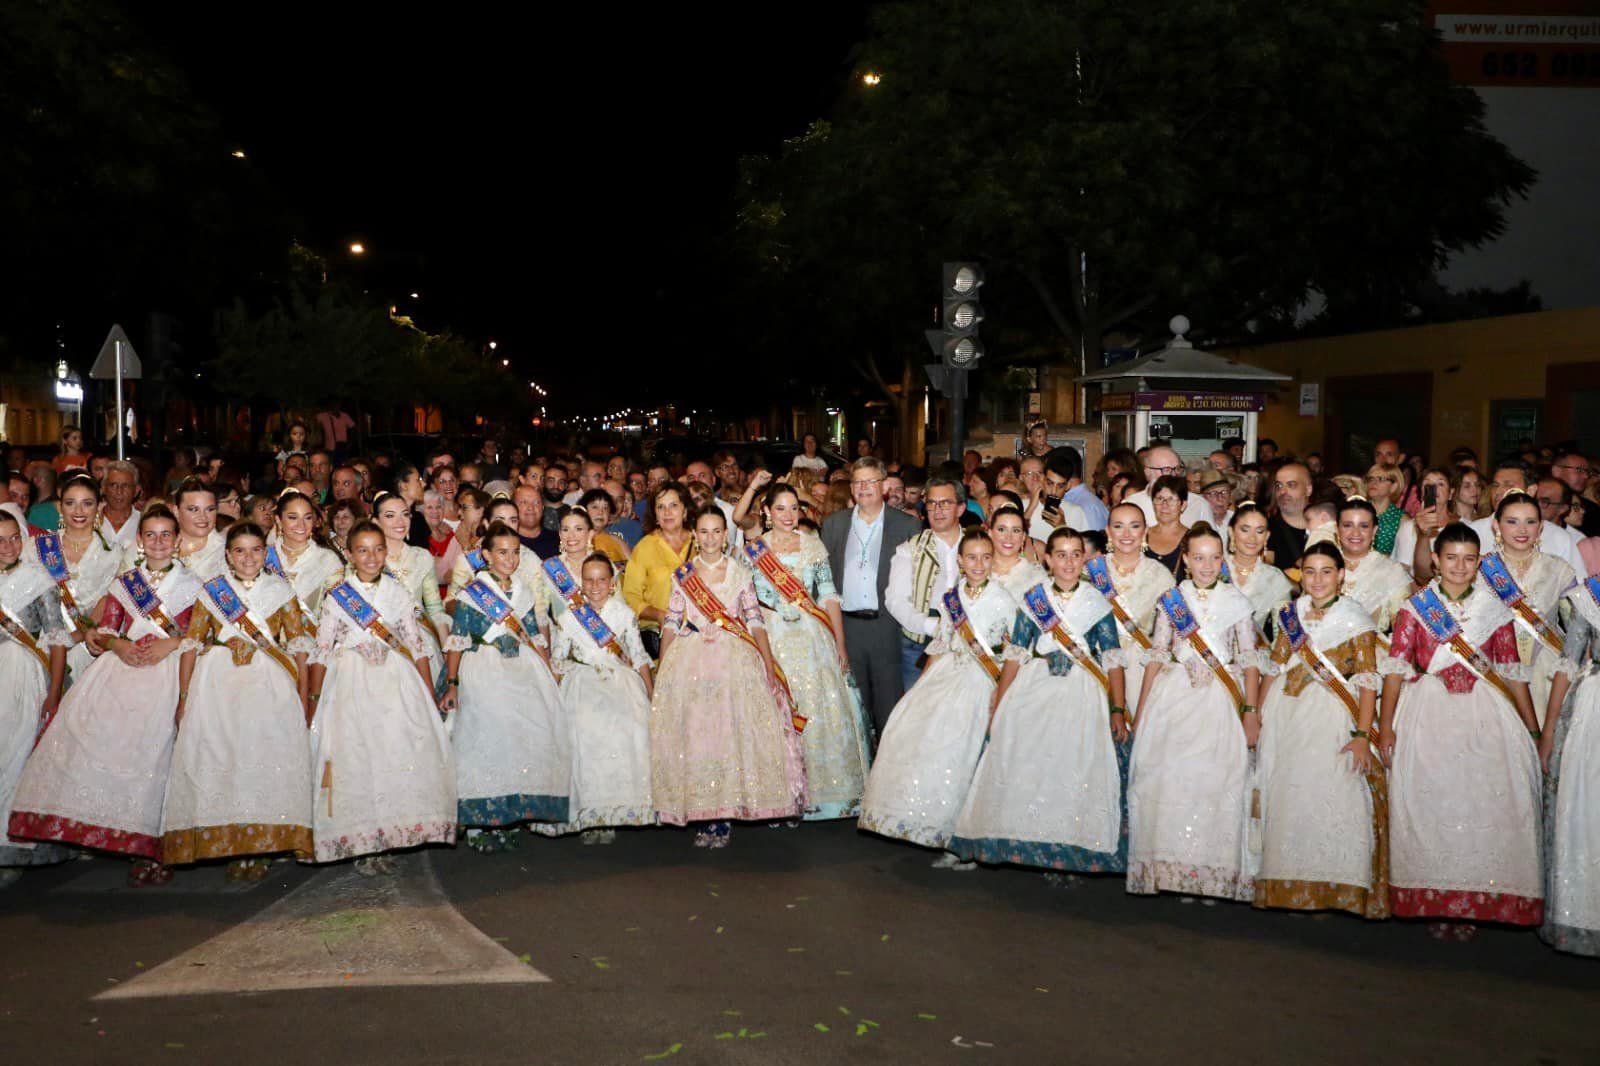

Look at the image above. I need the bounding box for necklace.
[1228,555,1256,582]
[1111,553,1140,578]
[1193,579,1219,602]
[1307,593,1340,621]
[1504,550,1535,580]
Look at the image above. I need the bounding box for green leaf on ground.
[641,1043,683,1061]
[814,1023,831,1033]
[917,1013,938,1021]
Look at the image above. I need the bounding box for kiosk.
[1078,316,1291,464]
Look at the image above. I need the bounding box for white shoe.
[930,851,973,870]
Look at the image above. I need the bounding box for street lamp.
[349,242,366,255]
[230,149,247,159]
[862,71,882,87]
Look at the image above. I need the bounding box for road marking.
[95,852,549,998]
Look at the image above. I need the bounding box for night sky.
[130,3,870,409]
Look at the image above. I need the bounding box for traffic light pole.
[948,366,966,463]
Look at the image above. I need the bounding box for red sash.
[677,563,806,734]
[744,540,833,631]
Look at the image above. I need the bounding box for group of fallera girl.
[0,450,1597,962]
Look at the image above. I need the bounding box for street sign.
[90,325,143,379]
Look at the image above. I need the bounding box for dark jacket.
[821,505,921,612]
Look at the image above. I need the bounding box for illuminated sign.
[1432,3,1600,87]
[1099,391,1266,412]
[54,380,83,403]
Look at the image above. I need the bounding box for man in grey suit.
[822,456,920,739]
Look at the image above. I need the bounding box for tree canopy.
[0,0,288,367]
[736,0,1535,372]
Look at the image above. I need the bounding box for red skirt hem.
[7,812,162,860]
[1390,886,1542,925]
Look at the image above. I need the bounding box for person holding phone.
[1392,467,1457,581]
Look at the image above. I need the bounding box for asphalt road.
[2,821,1597,1065]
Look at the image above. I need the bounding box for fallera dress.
[8,561,202,859]
[0,561,74,868]
[160,572,315,864]
[1127,580,1262,901]
[1480,551,1576,730]
[308,574,456,862]
[1104,556,1174,734]
[446,573,570,828]
[536,594,655,833]
[1543,577,1600,955]
[1254,595,1390,918]
[650,557,806,825]
[1383,581,1542,924]
[27,525,122,681]
[950,579,1131,871]
[749,532,873,820]
[858,580,1019,849]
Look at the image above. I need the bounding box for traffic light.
[925,262,984,368]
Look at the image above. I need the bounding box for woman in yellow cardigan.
[622,482,694,659]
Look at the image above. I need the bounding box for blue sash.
[1586,576,1600,611]
[943,585,1001,681]
[1276,600,1308,651]
[543,558,624,659]
[1479,552,1564,654]
[203,574,249,624]
[461,577,515,625]
[119,568,179,637]
[1408,586,1462,645]
[1406,586,1518,704]
[35,532,70,584]
[1084,556,1115,598]
[328,580,380,628]
[202,574,298,679]
[1158,586,1247,707]
[1156,587,1199,639]
[465,547,485,572]
[264,545,286,578]
[1021,583,1110,693]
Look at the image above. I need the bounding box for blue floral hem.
[457,793,569,827]
[949,738,1130,872]
[948,834,1126,873]
[1541,921,1600,958]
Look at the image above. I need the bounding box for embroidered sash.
[543,558,625,661]
[904,531,943,644]
[465,547,485,572]
[1408,586,1518,706]
[202,575,299,683]
[1085,556,1153,651]
[1021,583,1110,695]
[1157,587,1247,709]
[1479,553,1565,656]
[119,569,181,638]
[675,561,806,732]
[327,581,414,664]
[745,540,833,631]
[1278,602,1362,724]
[943,585,1002,683]
[34,532,92,637]
[461,576,549,666]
